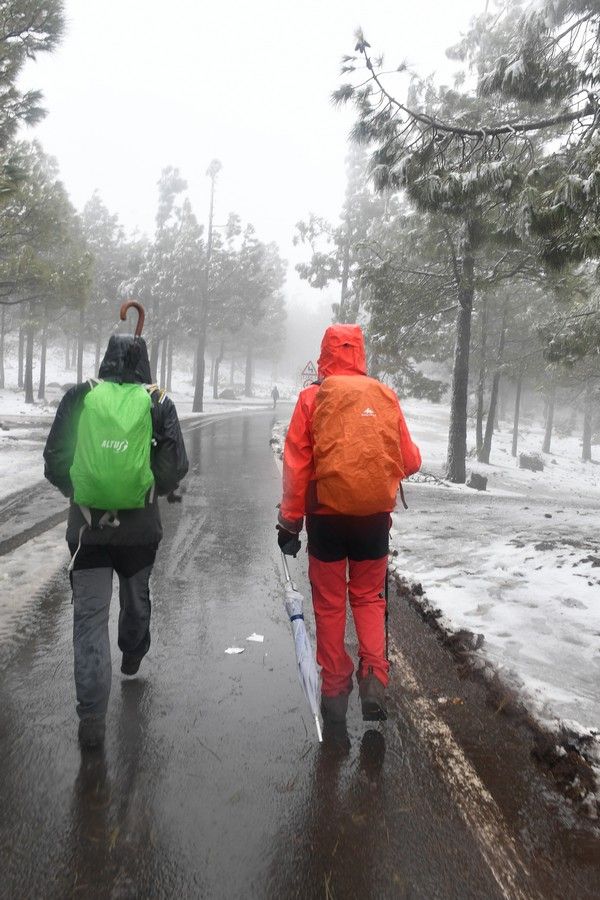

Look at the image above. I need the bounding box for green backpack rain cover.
[70,381,155,510]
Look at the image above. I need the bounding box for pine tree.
[334,10,600,479]
[0,142,91,400]
[0,2,64,151]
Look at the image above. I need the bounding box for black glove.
[277,525,301,557]
[166,491,182,504]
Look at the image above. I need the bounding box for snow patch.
[0,524,67,655]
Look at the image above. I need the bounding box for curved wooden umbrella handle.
[120,300,145,337]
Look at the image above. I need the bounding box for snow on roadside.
[271,395,600,792]
[269,421,287,462]
[0,429,47,498]
[0,523,68,660]
[392,396,600,791]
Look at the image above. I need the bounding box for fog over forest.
[13,0,476,380]
[0,0,597,459]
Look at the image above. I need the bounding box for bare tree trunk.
[94,337,101,375]
[65,335,70,371]
[70,338,77,370]
[160,333,168,386]
[339,236,351,324]
[244,342,254,398]
[582,379,593,462]
[18,325,25,388]
[149,294,160,381]
[166,335,173,392]
[191,345,197,387]
[24,318,34,404]
[213,339,224,400]
[0,305,5,389]
[193,329,207,412]
[480,379,501,463]
[150,338,160,382]
[542,383,555,453]
[38,312,48,400]
[495,381,504,428]
[446,223,474,484]
[229,357,235,386]
[77,309,84,383]
[209,353,215,388]
[475,298,488,455]
[479,298,508,464]
[511,374,523,458]
[193,165,218,413]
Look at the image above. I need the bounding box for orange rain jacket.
[278,324,422,532]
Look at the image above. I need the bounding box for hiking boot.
[121,653,143,676]
[78,716,105,750]
[320,692,349,724]
[359,670,388,721]
[321,720,351,757]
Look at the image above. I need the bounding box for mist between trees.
[295,0,600,481]
[0,3,286,412]
[3,0,600,479]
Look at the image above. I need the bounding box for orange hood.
[317,324,367,379]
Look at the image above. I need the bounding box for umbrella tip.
[315,715,323,743]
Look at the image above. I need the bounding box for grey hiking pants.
[69,543,158,720]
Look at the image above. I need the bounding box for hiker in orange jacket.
[277,324,421,724]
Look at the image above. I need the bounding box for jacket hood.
[98,335,153,384]
[317,324,367,379]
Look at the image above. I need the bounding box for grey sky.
[22,0,480,313]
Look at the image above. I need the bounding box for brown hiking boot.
[320,692,349,724]
[359,670,388,721]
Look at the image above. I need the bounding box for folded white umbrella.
[281,553,323,742]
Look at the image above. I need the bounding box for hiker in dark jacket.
[44,335,188,749]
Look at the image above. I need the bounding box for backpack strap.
[399,483,408,510]
[87,377,103,391]
[145,383,167,404]
[144,386,162,505]
[144,384,162,443]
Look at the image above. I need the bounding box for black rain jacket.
[43,335,189,546]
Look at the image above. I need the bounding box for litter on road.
[224,647,245,655]
[246,633,264,642]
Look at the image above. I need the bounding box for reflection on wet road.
[0,409,598,899]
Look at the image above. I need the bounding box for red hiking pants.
[309,556,389,696]
[306,513,390,697]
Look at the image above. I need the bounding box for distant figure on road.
[44,335,188,749]
[271,385,280,409]
[277,325,421,728]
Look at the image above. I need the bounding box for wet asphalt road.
[0,407,599,899]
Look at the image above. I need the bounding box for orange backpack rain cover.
[312,374,405,516]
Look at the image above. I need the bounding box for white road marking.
[184,415,233,432]
[389,643,540,900]
[183,407,271,432]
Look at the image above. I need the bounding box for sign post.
[301,361,317,388]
